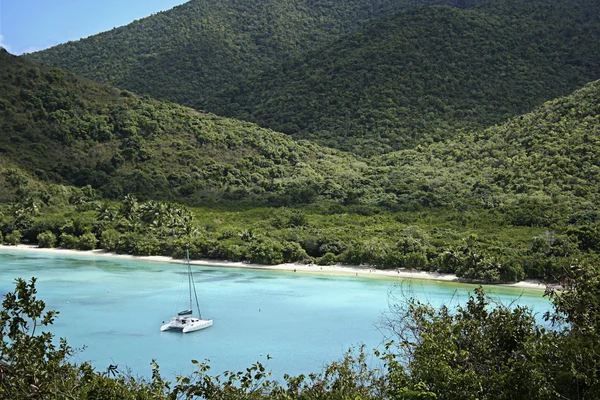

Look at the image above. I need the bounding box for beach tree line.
[3,180,596,284]
[2,150,599,284]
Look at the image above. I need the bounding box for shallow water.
[0,249,553,382]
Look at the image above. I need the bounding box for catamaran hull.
[183,319,213,333]
[161,318,213,333]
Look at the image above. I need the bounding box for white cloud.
[0,34,10,52]
[19,46,44,55]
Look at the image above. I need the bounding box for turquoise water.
[0,249,553,382]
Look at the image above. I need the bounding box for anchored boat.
[160,250,213,333]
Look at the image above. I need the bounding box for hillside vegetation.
[26,0,600,156]
[25,0,481,107]
[206,0,600,154]
[0,49,366,204]
[371,78,600,222]
[3,1,600,397]
[2,50,600,282]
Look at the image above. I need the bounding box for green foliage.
[4,230,22,245]
[100,228,121,251]
[281,241,308,263]
[401,287,549,398]
[25,1,600,157]
[316,252,337,266]
[2,3,600,284]
[0,278,170,399]
[4,0,600,396]
[78,232,99,251]
[25,0,475,109]
[377,265,600,398]
[567,224,600,252]
[0,277,76,398]
[0,278,388,399]
[207,0,600,155]
[3,44,600,226]
[37,230,57,248]
[0,51,367,205]
[383,287,542,398]
[6,266,600,399]
[247,237,284,265]
[544,264,600,398]
[115,232,162,256]
[59,232,79,249]
[55,221,98,250]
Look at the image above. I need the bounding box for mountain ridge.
[25,0,480,106]
[203,0,600,154]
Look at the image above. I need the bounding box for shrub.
[77,232,98,251]
[99,229,120,251]
[5,230,22,245]
[402,252,428,270]
[209,241,245,261]
[282,241,308,262]
[499,260,526,283]
[317,252,337,266]
[59,233,79,249]
[37,231,57,248]
[247,238,284,265]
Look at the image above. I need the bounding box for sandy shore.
[0,244,546,290]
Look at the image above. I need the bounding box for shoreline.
[0,244,546,290]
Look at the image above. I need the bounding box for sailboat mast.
[186,249,192,312]
[186,249,203,318]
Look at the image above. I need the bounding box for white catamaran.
[161,250,213,333]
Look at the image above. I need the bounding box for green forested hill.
[205,0,600,154]
[4,1,600,392]
[25,0,479,107]
[26,0,600,156]
[0,49,367,204]
[2,50,600,283]
[370,79,600,222]
[3,48,600,219]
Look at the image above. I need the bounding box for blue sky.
[0,0,188,55]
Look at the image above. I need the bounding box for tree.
[544,264,600,399]
[0,277,78,398]
[4,230,22,245]
[37,230,57,248]
[383,285,553,399]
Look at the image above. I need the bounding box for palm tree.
[120,194,139,221]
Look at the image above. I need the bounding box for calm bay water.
[0,249,553,382]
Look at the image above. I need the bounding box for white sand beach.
[0,244,546,290]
